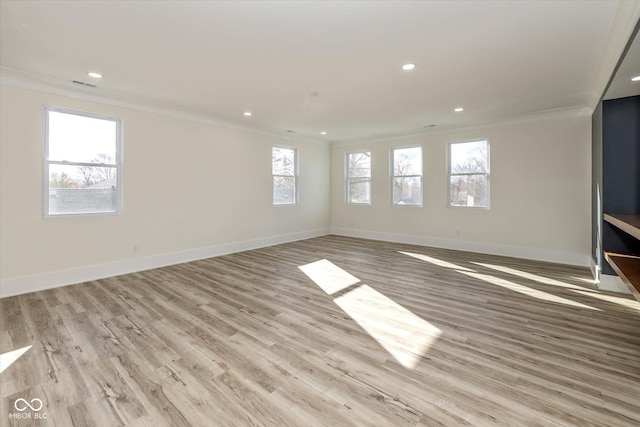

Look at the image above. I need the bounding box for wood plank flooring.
[1,235,639,426]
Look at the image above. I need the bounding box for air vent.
[71,80,97,88]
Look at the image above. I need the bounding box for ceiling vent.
[71,80,97,88]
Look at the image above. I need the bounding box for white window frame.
[391,146,423,206]
[272,146,298,206]
[346,151,372,205]
[43,106,123,218]
[447,139,490,209]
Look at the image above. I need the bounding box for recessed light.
[454,107,464,112]
[402,63,416,71]
[321,131,327,135]
[631,75,640,82]
[87,72,103,79]
[243,112,252,117]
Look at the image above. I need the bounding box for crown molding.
[0,69,327,148]
[330,105,592,148]
[0,67,593,150]
[587,1,640,109]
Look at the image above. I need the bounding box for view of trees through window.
[449,140,489,208]
[45,109,120,216]
[392,147,422,205]
[49,154,116,189]
[347,151,371,204]
[272,146,297,205]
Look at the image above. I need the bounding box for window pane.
[348,152,371,178]
[272,147,295,176]
[48,111,117,164]
[393,147,422,176]
[392,177,422,205]
[449,174,488,207]
[48,164,118,215]
[348,179,370,204]
[450,140,488,174]
[273,176,296,205]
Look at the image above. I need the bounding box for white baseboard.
[330,227,591,267]
[597,274,631,294]
[0,228,330,299]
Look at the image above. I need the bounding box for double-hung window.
[44,107,122,216]
[392,146,422,206]
[272,146,297,205]
[448,139,489,208]
[346,151,371,204]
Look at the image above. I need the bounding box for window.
[44,107,122,216]
[346,151,371,204]
[272,146,297,205]
[448,139,489,208]
[392,146,422,205]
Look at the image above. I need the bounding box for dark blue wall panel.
[602,95,640,275]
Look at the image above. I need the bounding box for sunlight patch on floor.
[472,262,586,290]
[0,345,32,374]
[399,251,473,272]
[334,285,441,369]
[461,271,601,311]
[299,259,360,295]
[570,289,640,310]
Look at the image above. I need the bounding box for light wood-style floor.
[1,235,639,426]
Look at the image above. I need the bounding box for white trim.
[0,228,330,299]
[330,227,591,267]
[272,146,298,206]
[1,72,591,149]
[331,105,591,148]
[589,256,599,282]
[346,150,372,205]
[391,146,423,207]
[447,139,490,209]
[588,0,640,107]
[597,273,631,294]
[43,106,123,217]
[0,74,326,147]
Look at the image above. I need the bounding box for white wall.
[0,84,331,296]
[0,83,593,298]
[331,114,592,266]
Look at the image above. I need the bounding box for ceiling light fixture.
[402,63,416,71]
[243,112,252,117]
[631,75,640,82]
[321,131,327,135]
[454,107,464,112]
[87,72,103,79]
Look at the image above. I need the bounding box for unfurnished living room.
[1,1,640,426]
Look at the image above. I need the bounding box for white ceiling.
[1,1,637,142]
